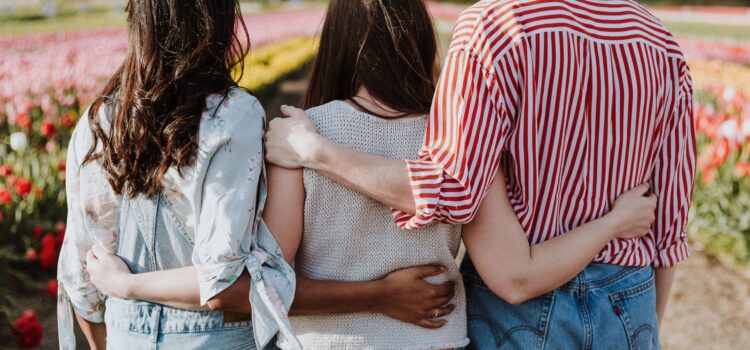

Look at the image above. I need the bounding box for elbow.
[399,192,418,216]
[206,298,225,311]
[489,277,535,305]
[206,287,252,313]
[502,289,534,305]
[206,294,251,313]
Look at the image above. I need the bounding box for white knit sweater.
[291,100,469,350]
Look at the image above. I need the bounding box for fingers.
[85,250,98,271]
[86,248,98,262]
[434,304,456,318]
[279,105,295,117]
[414,264,446,278]
[279,105,306,118]
[432,281,455,298]
[416,318,448,329]
[92,244,109,257]
[630,183,650,196]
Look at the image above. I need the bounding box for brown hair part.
[84,0,249,198]
[304,0,439,116]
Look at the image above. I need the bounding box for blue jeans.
[105,298,257,350]
[105,194,260,350]
[462,260,660,350]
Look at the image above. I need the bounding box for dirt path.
[660,249,750,350]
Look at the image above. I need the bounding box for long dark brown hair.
[304,0,438,116]
[84,0,249,198]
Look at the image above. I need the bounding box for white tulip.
[722,87,736,103]
[743,119,750,137]
[719,120,739,140]
[10,132,28,151]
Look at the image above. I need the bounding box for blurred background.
[0,0,748,349]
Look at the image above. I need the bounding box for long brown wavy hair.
[304,0,438,116]
[84,0,249,198]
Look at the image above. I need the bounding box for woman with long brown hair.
[265,0,471,348]
[57,0,298,349]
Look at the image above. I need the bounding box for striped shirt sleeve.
[392,49,514,229]
[651,65,696,268]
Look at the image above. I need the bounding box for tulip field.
[1,2,750,349]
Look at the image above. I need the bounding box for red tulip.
[702,169,717,184]
[41,233,56,248]
[40,121,56,138]
[55,221,66,236]
[56,222,67,248]
[39,234,57,269]
[46,280,58,299]
[31,226,45,239]
[16,113,32,129]
[0,188,12,205]
[61,113,76,128]
[13,178,32,197]
[0,165,12,177]
[12,310,44,348]
[25,248,37,262]
[736,161,750,177]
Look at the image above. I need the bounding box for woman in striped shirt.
[264,0,659,349]
[266,0,695,348]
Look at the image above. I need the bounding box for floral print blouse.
[57,88,300,349]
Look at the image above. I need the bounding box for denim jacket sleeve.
[190,90,301,349]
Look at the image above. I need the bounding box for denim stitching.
[580,288,593,350]
[495,324,545,348]
[536,291,556,350]
[609,274,657,350]
[561,266,643,291]
[160,194,195,246]
[610,274,655,301]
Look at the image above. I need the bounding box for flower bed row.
[0,9,324,122]
[689,58,750,265]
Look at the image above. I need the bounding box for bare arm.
[265,106,416,214]
[464,169,657,305]
[655,267,676,324]
[86,165,453,326]
[75,315,106,350]
[263,164,453,327]
[86,246,252,313]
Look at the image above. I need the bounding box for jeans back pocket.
[609,270,659,350]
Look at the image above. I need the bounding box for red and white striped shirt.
[393,0,696,268]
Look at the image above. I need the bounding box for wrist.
[119,274,137,299]
[366,278,391,313]
[302,133,333,171]
[600,213,622,240]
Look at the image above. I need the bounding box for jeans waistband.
[563,263,652,290]
[105,297,253,334]
[462,258,651,293]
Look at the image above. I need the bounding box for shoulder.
[304,100,344,124]
[206,87,265,143]
[208,87,265,127]
[68,103,113,166]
